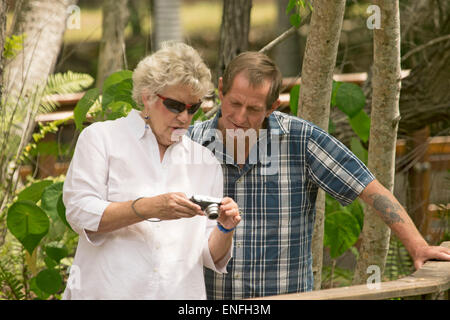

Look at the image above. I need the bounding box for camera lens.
[205,203,219,219]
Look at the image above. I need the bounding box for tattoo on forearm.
[369,194,405,225]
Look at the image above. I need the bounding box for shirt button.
[236,242,241,248]
[234,273,241,279]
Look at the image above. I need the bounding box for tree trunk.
[4,0,77,97]
[96,0,129,89]
[152,0,182,50]
[0,0,6,99]
[297,0,346,290]
[274,0,303,77]
[353,0,401,285]
[216,0,252,83]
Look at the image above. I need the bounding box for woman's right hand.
[155,192,204,220]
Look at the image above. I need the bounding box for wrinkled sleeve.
[201,156,232,274]
[306,126,375,206]
[63,124,111,246]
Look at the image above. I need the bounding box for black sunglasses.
[156,94,202,115]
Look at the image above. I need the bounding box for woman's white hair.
[132,42,212,107]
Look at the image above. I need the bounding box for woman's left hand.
[217,197,241,230]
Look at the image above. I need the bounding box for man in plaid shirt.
[188,52,450,299]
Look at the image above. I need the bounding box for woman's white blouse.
[62,109,229,300]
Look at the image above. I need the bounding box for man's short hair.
[221,52,282,109]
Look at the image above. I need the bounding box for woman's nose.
[177,109,190,123]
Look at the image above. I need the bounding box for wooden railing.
[252,241,449,300]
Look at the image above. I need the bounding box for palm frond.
[40,71,94,113]
[0,258,25,300]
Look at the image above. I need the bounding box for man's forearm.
[209,227,234,264]
[359,179,428,255]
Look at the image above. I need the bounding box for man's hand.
[217,197,241,230]
[411,244,450,270]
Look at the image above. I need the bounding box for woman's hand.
[216,197,241,230]
[157,192,204,220]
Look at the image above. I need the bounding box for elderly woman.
[62,42,241,299]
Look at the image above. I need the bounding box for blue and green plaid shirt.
[188,110,375,299]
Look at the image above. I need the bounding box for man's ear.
[266,98,280,117]
[218,77,224,101]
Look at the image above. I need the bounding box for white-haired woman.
[62,42,241,299]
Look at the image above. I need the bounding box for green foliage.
[384,236,414,281]
[7,201,50,255]
[289,80,370,164]
[289,84,300,116]
[324,194,364,259]
[0,258,26,300]
[74,70,137,131]
[3,34,26,60]
[41,72,94,113]
[2,179,73,299]
[286,0,313,27]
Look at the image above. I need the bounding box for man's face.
[217,71,279,136]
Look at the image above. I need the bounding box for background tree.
[274,0,303,78]
[297,0,347,290]
[152,0,182,50]
[353,0,402,285]
[0,0,6,101]
[216,0,252,83]
[96,0,130,88]
[4,0,78,97]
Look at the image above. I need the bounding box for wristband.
[217,222,235,233]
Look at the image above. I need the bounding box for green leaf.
[286,0,297,14]
[30,277,50,300]
[349,109,371,143]
[104,101,132,120]
[102,70,133,92]
[102,70,136,112]
[17,180,53,203]
[289,13,302,28]
[35,269,62,294]
[191,107,206,124]
[56,194,72,231]
[335,82,366,118]
[74,88,100,131]
[331,81,342,107]
[324,211,361,258]
[41,182,64,222]
[7,200,50,254]
[350,137,368,165]
[44,242,68,263]
[347,199,364,231]
[45,71,94,95]
[44,256,58,270]
[289,84,300,116]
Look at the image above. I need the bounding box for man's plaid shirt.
[188,110,375,299]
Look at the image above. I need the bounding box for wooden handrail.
[251,241,450,300]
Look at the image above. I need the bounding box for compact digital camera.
[190,195,222,220]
